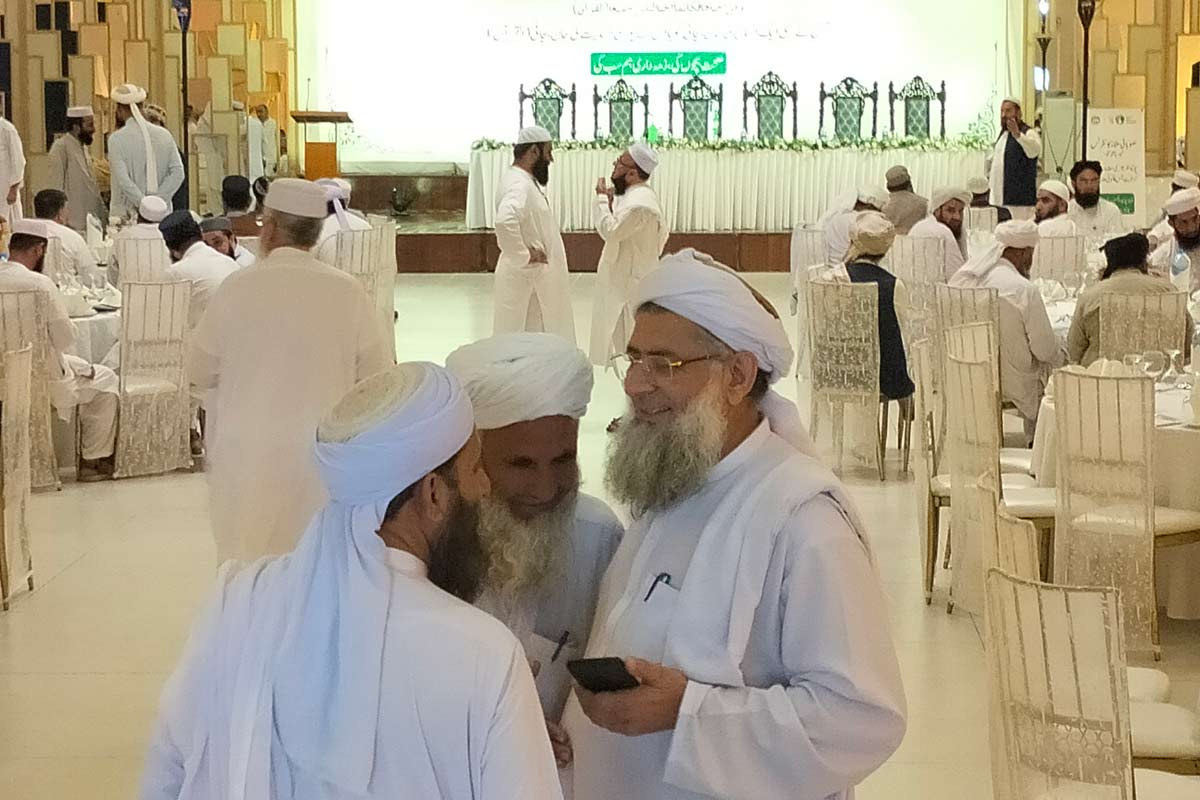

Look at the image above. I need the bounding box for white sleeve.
[664,497,907,799]
[494,185,530,263]
[7,122,25,189]
[1017,128,1042,159]
[1025,287,1066,368]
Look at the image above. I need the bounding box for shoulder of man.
[575,492,625,538]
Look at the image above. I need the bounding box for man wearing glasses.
[562,249,906,800]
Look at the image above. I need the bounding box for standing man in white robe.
[46,106,105,231]
[314,178,371,265]
[562,249,906,800]
[0,113,25,226]
[188,178,391,564]
[33,189,101,285]
[140,362,563,800]
[987,97,1041,217]
[256,104,279,176]
[446,332,624,769]
[493,125,576,343]
[589,142,668,366]
[1035,180,1077,237]
[242,102,265,182]
[1067,159,1127,240]
[108,84,185,219]
[908,186,970,280]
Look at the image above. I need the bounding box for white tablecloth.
[67,311,120,366]
[1031,386,1200,619]
[467,147,989,233]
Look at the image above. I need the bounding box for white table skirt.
[1031,387,1200,619]
[467,147,989,233]
[67,312,121,366]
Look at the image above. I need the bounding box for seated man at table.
[1034,180,1078,237]
[1067,160,1127,241]
[1149,170,1200,248]
[823,186,886,265]
[967,176,1012,224]
[221,175,263,238]
[0,220,119,480]
[881,165,927,235]
[109,195,168,286]
[1149,187,1200,292]
[161,211,239,330]
[1067,232,1194,367]
[951,219,1066,439]
[200,216,255,267]
[909,186,970,281]
[33,188,101,285]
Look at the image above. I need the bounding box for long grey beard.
[478,491,576,610]
[604,382,727,517]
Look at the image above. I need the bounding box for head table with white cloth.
[467,145,988,232]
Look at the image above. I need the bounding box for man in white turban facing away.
[189,178,391,563]
[0,109,25,226]
[1034,179,1078,237]
[951,220,1065,437]
[561,249,906,800]
[493,125,576,343]
[589,142,669,366]
[1149,186,1200,292]
[314,177,370,265]
[909,186,971,280]
[1149,169,1200,248]
[822,186,886,266]
[140,362,563,800]
[108,84,185,219]
[446,332,624,771]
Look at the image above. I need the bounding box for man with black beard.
[1067,159,1127,241]
[46,106,106,231]
[492,125,576,343]
[909,186,971,280]
[1150,186,1200,291]
[140,363,563,800]
[562,250,905,800]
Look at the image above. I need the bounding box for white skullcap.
[265,178,329,219]
[1038,179,1071,203]
[996,219,1040,249]
[1172,170,1199,190]
[930,186,971,212]
[517,125,552,144]
[1002,96,1022,108]
[629,141,658,175]
[11,219,49,239]
[111,83,147,105]
[445,333,593,430]
[232,100,246,111]
[138,196,169,223]
[66,106,93,119]
[966,176,990,195]
[1164,187,1200,217]
[847,211,896,261]
[856,186,888,211]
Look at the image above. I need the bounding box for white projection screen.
[295,0,1023,170]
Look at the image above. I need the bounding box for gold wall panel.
[123,39,150,91]
[1135,0,1157,25]
[192,1,223,33]
[1092,50,1119,108]
[207,55,231,109]
[217,23,246,57]
[68,54,97,105]
[210,109,242,172]
[1113,74,1147,108]
[26,32,62,79]
[246,40,262,92]
[25,56,45,155]
[79,24,108,58]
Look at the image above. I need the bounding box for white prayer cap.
[110,83,147,105]
[847,211,896,261]
[995,219,1040,249]
[316,177,351,200]
[930,186,971,212]
[1038,179,1071,203]
[66,106,93,119]
[138,196,169,223]
[628,141,659,175]
[1165,187,1200,217]
[1002,96,1022,108]
[264,177,329,219]
[517,125,552,144]
[231,100,246,111]
[446,332,593,430]
[966,176,990,195]
[11,219,48,240]
[1172,169,1199,190]
[856,185,888,211]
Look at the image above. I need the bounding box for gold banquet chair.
[1098,291,1190,364]
[335,224,398,361]
[0,346,34,610]
[0,291,59,490]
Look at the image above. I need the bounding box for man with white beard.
[561,249,906,800]
[445,332,623,769]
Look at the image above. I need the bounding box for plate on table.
[92,303,120,313]
[69,308,97,319]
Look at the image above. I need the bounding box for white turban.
[930,186,971,212]
[966,176,990,196]
[446,332,593,430]
[111,84,159,196]
[517,125,552,144]
[951,220,1039,288]
[1038,179,1070,203]
[856,185,888,211]
[996,219,1040,249]
[1164,187,1200,217]
[629,141,658,175]
[1173,170,1199,190]
[316,177,350,229]
[633,249,817,457]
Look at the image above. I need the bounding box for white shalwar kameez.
[262,116,279,175]
[164,241,239,329]
[44,218,101,285]
[0,118,25,225]
[822,209,856,266]
[1068,198,1127,241]
[908,215,967,281]
[588,184,668,365]
[1038,214,1077,238]
[188,246,391,564]
[109,121,185,218]
[493,167,576,343]
[246,114,265,182]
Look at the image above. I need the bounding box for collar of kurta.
[705,418,771,485]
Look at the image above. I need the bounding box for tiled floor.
[1,272,1197,799]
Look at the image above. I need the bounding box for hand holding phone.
[567,656,639,693]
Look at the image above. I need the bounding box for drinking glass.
[1141,350,1168,383]
[1162,349,1184,388]
[1123,353,1145,375]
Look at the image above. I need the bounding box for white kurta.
[588,184,668,365]
[109,121,185,218]
[1037,214,1078,238]
[165,241,240,329]
[1149,238,1200,292]
[1148,217,1174,250]
[476,493,623,721]
[0,118,25,225]
[987,128,1042,208]
[233,243,256,267]
[562,421,906,800]
[1067,198,1127,241]
[908,215,967,281]
[314,211,373,265]
[46,133,104,231]
[246,115,265,182]
[493,167,576,343]
[139,548,564,800]
[188,247,391,563]
[821,210,855,266]
[262,117,279,175]
[44,218,101,285]
[978,260,1066,420]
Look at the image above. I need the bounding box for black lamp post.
[1036,1,1052,97]
[1078,0,1098,157]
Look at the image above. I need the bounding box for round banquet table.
[1030,383,1200,619]
[67,311,120,366]
[467,146,989,232]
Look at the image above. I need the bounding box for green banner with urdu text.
[590,52,727,77]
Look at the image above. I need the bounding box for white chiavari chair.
[1031,234,1086,285]
[1098,291,1190,363]
[0,291,58,490]
[965,205,998,234]
[890,235,945,345]
[372,219,397,361]
[335,225,395,357]
[790,226,824,379]
[0,346,33,610]
[114,236,171,285]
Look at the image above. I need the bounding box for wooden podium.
[291,111,353,181]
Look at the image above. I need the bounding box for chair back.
[887,76,946,139]
[371,220,397,360]
[819,77,878,141]
[592,80,650,140]
[518,78,576,139]
[335,225,393,310]
[1097,291,1189,362]
[985,569,1135,799]
[41,237,67,286]
[965,472,1042,582]
[1031,235,1086,284]
[669,76,723,141]
[0,345,33,606]
[807,280,880,402]
[120,281,190,390]
[743,71,798,140]
[0,291,57,489]
[1052,369,1158,655]
[965,206,998,233]
[114,236,171,285]
[891,236,945,343]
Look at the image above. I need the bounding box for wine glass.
[1123,353,1145,376]
[1141,350,1168,384]
[1162,349,1184,389]
[1063,270,1082,299]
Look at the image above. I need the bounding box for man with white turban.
[108,84,185,219]
[0,109,25,226]
[140,362,563,800]
[822,186,887,266]
[313,177,371,265]
[1067,159,1127,240]
[909,186,971,280]
[493,126,576,343]
[446,332,624,772]
[951,220,1065,435]
[1149,186,1200,292]
[562,249,906,800]
[188,178,391,563]
[46,106,105,231]
[1034,179,1078,237]
[987,98,1040,215]
[589,142,669,366]
[1149,169,1200,248]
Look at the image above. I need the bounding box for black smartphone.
[567,657,639,693]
